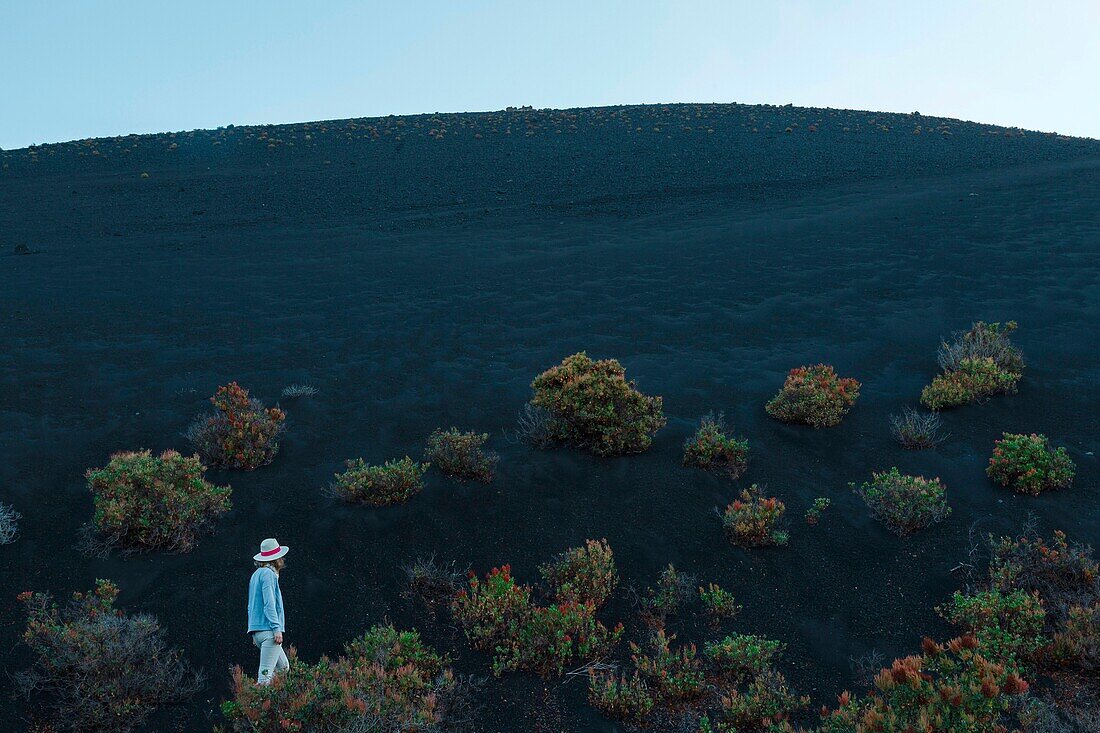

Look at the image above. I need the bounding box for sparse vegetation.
[425,428,499,482]
[683,412,750,478]
[280,383,317,399]
[921,321,1024,409]
[530,352,666,456]
[401,554,465,608]
[638,564,698,625]
[890,407,947,449]
[513,402,553,448]
[721,485,789,547]
[0,502,21,544]
[987,433,1075,495]
[765,364,860,428]
[85,450,231,552]
[187,382,286,469]
[15,580,202,733]
[329,457,428,506]
[804,497,831,526]
[853,467,950,536]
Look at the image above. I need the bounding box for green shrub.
[186,381,286,469]
[699,583,741,622]
[86,449,231,552]
[530,351,666,456]
[938,590,1047,667]
[683,412,749,478]
[721,485,789,547]
[591,623,804,730]
[703,634,785,683]
[987,433,1075,495]
[920,357,1021,409]
[330,457,428,505]
[919,322,1024,410]
[765,364,860,428]
[816,636,1029,733]
[704,670,807,731]
[425,427,498,482]
[16,580,201,733]
[539,538,618,607]
[631,628,706,700]
[639,563,697,624]
[587,671,655,725]
[853,467,950,536]
[804,497,831,525]
[221,623,463,732]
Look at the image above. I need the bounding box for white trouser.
[252,630,289,684]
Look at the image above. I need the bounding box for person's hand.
[274,632,284,645]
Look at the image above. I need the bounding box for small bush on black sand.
[539,538,618,607]
[15,580,202,733]
[890,407,947,449]
[187,381,286,469]
[85,449,231,553]
[804,497,831,526]
[530,351,666,456]
[721,485,789,547]
[512,402,554,448]
[921,321,1024,409]
[987,433,1075,495]
[280,383,317,399]
[401,554,465,608]
[937,320,1025,374]
[921,357,1022,410]
[330,457,428,506]
[221,623,474,733]
[425,427,499,482]
[0,501,21,544]
[853,467,950,536]
[698,583,741,623]
[638,564,698,625]
[683,412,750,479]
[765,364,860,428]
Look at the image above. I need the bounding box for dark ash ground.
[1,103,1098,731]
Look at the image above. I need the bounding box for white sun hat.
[253,537,289,562]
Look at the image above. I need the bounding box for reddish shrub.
[765,364,860,428]
[187,382,285,470]
[721,486,789,547]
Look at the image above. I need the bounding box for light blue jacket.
[247,567,285,634]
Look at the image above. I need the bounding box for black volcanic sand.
[1,104,1099,732]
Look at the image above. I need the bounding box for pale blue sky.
[2,0,1097,149]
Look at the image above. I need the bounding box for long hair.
[254,558,285,574]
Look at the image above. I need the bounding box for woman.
[247,537,289,684]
